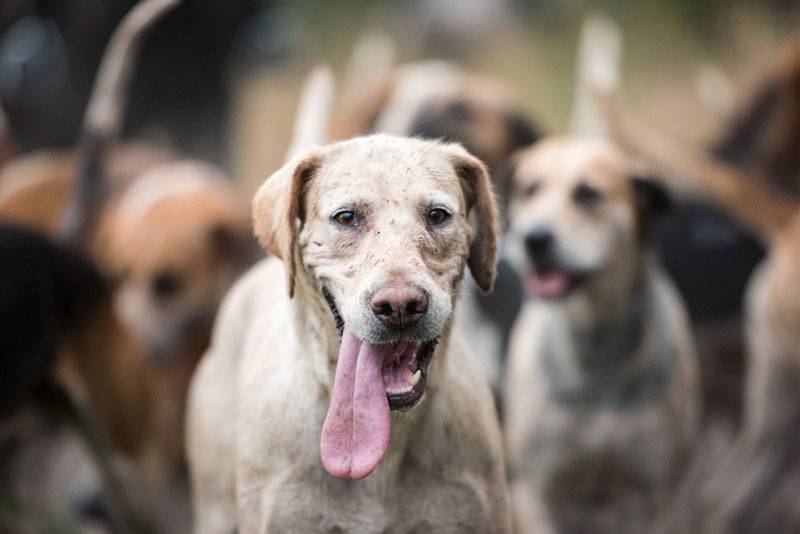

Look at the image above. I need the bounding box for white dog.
[186,134,510,533]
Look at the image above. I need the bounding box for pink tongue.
[320,326,391,480]
[526,271,570,299]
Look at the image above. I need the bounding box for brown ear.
[253,152,320,297]
[447,145,499,293]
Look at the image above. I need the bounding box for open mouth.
[320,286,441,480]
[524,268,586,300]
[323,288,437,411]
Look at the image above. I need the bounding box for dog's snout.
[370,286,429,327]
[524,228,554,260]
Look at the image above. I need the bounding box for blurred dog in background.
[603,93,800,534]
[503,136,699,534]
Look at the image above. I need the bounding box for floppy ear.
[447,145,500,293]
[253,152,321,297]
[631,174,671,239]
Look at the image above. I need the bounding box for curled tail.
[59,0,182,244]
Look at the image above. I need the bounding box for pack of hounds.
[1,1,799,533]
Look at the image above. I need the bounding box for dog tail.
[569,14,623,138]
[599,94,798,242]
[342,31,396,97]
[285,65,335,161]
[58,0,182,244]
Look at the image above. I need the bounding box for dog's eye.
[521,182,540,198]
[152,270,183,300]
[332,210,357,227]
[573,183,603,206]
[426,207,450,226]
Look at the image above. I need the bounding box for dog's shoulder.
[429,339,508,466]
[195,257,287,381]
[644,263,700,441]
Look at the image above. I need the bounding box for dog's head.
[253,134,498,479]
[506,136,669,302]
[409,91,539,173]
[407,83,539,211]
[98,160,255,365]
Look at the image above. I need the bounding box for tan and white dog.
[503,137,699,534]
[186,134,510,533]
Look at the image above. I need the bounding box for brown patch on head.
[98,160,252,362]
[510,136,636,214]
[505,136,670,298]
[409,83,539,175]
[0,151,77,231]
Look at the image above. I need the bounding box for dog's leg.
[37,383,148,534]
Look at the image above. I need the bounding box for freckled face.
[298,144,471,343]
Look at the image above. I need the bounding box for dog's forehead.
[516,137,629,190]
[311,136,463,203]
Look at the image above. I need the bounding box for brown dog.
[713,31,800,193]
[0,0,254,529]
[605,101,800,533]
[187,135,510,533]
[503,136,699,534]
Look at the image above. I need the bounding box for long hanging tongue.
[320,326,391,479]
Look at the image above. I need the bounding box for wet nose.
[370,286,429,327]
[524,228,554,260]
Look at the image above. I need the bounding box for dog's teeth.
[386,385,413,395]
[410,370,421,387]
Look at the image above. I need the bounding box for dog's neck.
[539,254,672,406]
[566,251,645,327]
[288,268,342,389]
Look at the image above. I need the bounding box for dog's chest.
[264,473,492,533]
[530,402,682,532]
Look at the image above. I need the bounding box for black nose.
[370,286,429,327]
[524,228,554,260]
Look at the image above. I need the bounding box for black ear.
[504,110,541,152]
[209,223,260,265]
[494,155,518,230]
[632,175,671,216]
[631,175,671,240]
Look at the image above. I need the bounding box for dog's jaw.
[321,286,438,410]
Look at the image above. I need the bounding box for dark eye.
[151,270,183,300]
[427,207,451,226]
[573,183,603,206]
[521,182,540,198]
[332,210,357,227]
